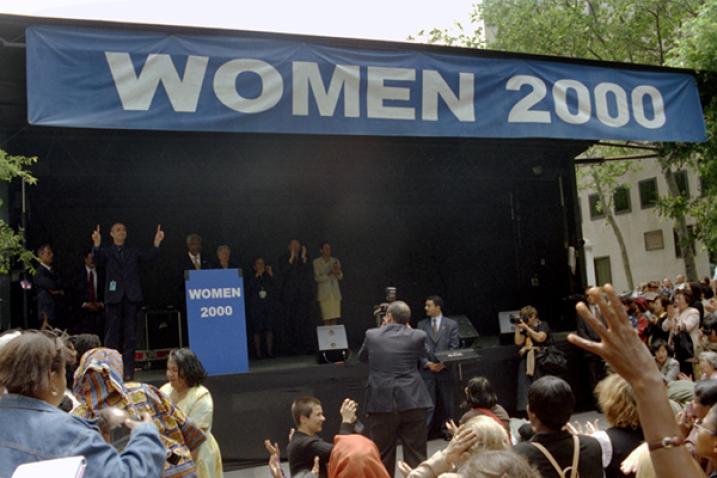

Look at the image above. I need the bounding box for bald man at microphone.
[91,223,164,380]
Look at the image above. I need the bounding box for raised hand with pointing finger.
[153,225,165,247]
[92,225,101,247]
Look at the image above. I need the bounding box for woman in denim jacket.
[0,331,166,478]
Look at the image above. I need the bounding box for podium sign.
[185,269,249,375]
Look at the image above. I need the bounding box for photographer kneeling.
[514,305,551,414]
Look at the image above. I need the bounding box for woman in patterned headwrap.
[73,347,206,478]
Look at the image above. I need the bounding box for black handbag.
[536,345,568,376]
[672,331,694,363]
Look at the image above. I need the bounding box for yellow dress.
[160,383,224,478]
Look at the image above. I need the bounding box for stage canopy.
[0,15,709,340]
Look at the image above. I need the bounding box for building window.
[588,194,604,220]
[613,186,631,214]
[644,230,664,251]
[594,256,612,285]
[674,170,690,198]
[674,226,696,258]
[639,178,659,208]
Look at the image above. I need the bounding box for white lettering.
[366,67,416,120]
[214,59,283,113]
[105,52,208,112]
[553,79,591,125]
[187,287,242,300]
[594,83,629,127]
[506,75,551,123]
[292,62,360,117]
[421,70,475,122]
[632,85,666,129]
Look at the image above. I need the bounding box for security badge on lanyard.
[258,287,267,300]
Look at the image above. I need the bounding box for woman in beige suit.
[313,242,343,326]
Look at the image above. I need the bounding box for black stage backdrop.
[4,129,588,344]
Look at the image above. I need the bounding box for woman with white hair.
[700,351,717,380]
[399,416,509,478]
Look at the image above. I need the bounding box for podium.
[185,269,249,376]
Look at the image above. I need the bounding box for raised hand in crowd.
[445,419,459,436]
[441,427,480,469]
[566,418,601,436]
[397,426,478,477]
[153,224,165,247]
[339,398,358,424]
[310,456,320,477]
[568,284,704,478]
[92,224,101,247]
[265,440,284,478]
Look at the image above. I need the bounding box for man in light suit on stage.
[358,300,432,476]
[417,295,460,438]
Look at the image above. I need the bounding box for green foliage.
[409,21,484,48]
[668,0,717,71]
[576,156,636,214]
[666,0,717,251]
[0,150,37,274]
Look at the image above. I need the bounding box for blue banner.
[26,25,706,142]
[185,269,248,376]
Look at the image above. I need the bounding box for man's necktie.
[432,318,438,336]
[193,256,201,270]
[88,270,96,303]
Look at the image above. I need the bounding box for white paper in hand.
[12,456,86,478]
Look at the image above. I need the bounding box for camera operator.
[514,305,551,415]
[373,287,397,327]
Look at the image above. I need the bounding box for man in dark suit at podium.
[179,233,207,345]
[358,300,432,476]
[91,223,164,380]
[417,295,460,438]
[183,233,208,271]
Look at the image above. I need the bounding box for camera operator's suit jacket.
[417,316,460,382]
[358,323,433,413]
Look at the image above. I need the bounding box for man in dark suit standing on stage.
[417,295,460,438]
[92,223,164,380]
[34,244,64,330]
[179,233,207,345]
[73,250,104,338]
[358,300,432,476]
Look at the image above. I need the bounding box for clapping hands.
[339,398,358,424]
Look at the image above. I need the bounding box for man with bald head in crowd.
[358,300,432,476]
[91,223,164,380]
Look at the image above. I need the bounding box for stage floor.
[136,353,321,384]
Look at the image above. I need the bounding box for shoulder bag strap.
[569,433,580,478]
[530,441,566,478]
[529,434,580,478]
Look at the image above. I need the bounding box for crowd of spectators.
[1,273,717,477]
